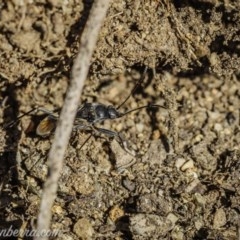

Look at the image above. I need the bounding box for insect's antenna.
[121,104,167,117]
[116,67,148,110]
[3,108,38,129]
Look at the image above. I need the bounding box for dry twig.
[34,1,111,239]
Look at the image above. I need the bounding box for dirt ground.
[0,0,239,239]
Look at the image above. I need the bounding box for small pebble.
[123,178,136,191]
[213,208,226,229]
[181,159,194,171]
[166,213,179,227]
[136,123,144,133]
[109,205,124,222]
[175,158,186,170]
[73,218,94,239]
[214,123,223,132]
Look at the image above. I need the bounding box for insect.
[4,68,167,155]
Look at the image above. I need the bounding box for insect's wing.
[36,116,56,137]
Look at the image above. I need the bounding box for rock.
[213,208,227,229]
[73,218,94,239]
[108,205,124,222]
[130,213,172,237]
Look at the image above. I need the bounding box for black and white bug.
[4,68,167,155]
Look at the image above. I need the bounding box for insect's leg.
[72,124,91,131]
[78,133,92,151]
[71,120,93,149]
[3,108,38,129]
[37,107,58,119]
[93,126,136,156]
[3,107,59,130]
